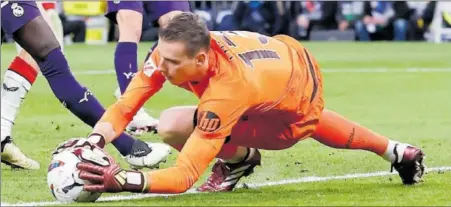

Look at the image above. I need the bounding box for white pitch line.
[3,166,450,207]
[71,68,451,76]
[322,68,451,73]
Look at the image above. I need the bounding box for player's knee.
[117,10,142,42]
[35,41,60,60]
[13,16,60,61]
[157,115,182,145]
[157,107,195,145]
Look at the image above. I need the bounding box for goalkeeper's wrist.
[121,170,149,193]
[87,133,106,148]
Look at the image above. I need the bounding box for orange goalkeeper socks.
[311,109,389,156]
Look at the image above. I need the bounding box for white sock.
[1,70,33,142]
[382,140,409,163]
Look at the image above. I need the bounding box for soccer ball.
[47,148,103,203]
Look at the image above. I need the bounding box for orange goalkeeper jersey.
[100,31,320,193]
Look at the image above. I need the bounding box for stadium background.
[2,1,451,44]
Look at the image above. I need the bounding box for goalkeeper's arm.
[88,59,166,146]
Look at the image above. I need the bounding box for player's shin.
[312,110,426,184]
[0,56,40,170]
[312,109,389,156]
[113,42,160,135]
[1,56,37,141]
[114,42,138,94]
[39,48,104,127]
[312,109,409,163]
[114,10,142,93]
[37,48,136,156]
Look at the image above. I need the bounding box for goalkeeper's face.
[158,39,209,85]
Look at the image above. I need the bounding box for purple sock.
[39,48,135,156]
[111,134,135,156]
[115,42,138,94]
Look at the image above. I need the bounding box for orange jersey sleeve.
[145,70,252,193]
[147,135,224,193]
[100,52,166,138]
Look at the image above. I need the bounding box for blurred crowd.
[187,1,440,41]
[1,1,447,43]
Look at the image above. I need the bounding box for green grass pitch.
[1,42,451,206]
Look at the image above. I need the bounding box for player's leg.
[142,1,190,27]
[1,2,70,170]
[158,106,279,192]
[2,2,142,158]
[2,2,168,170]
[1,50,39,170]
[105,1,154,155]
[0,1,50,170]
[105,2,143,94]
[108,2,190,135]
[292,42,424,184]
[158,106,321,192]
[311,109,425,184]
[105,3,168,162]
[298,48,425,185]
[1,2,67,170]
[158,106,251,161]
[2,1,64,144]
[197,108,324,192]
[38,3,64,49]
[1,51,37,140]
[106,2,161,135]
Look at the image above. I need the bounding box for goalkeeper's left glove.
[77,151,148,193]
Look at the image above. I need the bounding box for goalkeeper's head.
[157,12,211,85]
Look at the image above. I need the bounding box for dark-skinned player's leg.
[0,2,167,169]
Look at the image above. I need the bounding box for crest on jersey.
[143,59,157,77]
[11,3,24,17]
[197,111,221,132]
